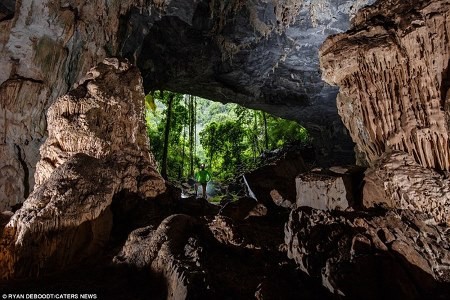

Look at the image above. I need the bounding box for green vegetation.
[145,91,310,181]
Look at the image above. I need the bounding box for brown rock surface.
[363,151,450,225]
[320,0,450,170]
[114,214,206,300]
[296,166,364,211]
[219,197,268,221]
[0,59,165,279]
[243,149,307,208]
[285,207,450,299]
[113,210,333,300]
[0,0,151,210]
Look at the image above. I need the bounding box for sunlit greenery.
[145,91,310,181]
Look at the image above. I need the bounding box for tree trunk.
[262,111,269,150]
[180,95,188,179]
[189,95,194,177]
[161,93,174,180]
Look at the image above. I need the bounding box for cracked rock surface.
[0,58,165,279]
[321,0,450,170]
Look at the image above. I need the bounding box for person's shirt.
[195,170,211,183]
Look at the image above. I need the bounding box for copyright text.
[2,294,97,300]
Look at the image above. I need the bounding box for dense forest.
[145,91,310,181]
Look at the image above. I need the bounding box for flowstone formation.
[0,0,374,209]
[0,58,165,279]
[321,0,450,170]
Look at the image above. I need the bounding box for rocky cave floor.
[0,195,332,300]
[2,154,450,299]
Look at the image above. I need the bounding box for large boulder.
[243,149,307,208]
[114,214,207,300]
[363,151,450,225]
[285,207,450,299]
[0,58,166,279]
[219,197,267,221]
[296,166,364,211]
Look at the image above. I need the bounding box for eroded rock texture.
[321,0,450,170]
[0,59,165,279]
[0,0,149,211]
[296,166,364,211]
[0,0,374,209]
[114,211,332,300]
[285,207,450,299]
[363,151,450,225]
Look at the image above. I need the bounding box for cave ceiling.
[120,0,375,125]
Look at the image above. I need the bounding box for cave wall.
[0,0,152,211]
[321,0,450,169]
[0,0,375,210]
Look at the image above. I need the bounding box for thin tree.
[188,95,198,177]
[161,92,174,180]
[180,95,188,179]
[262,111,269,150]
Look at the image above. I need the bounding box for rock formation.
[113,211,332,300]
[296,165,364,211]
[1,0,450,298]
[0,0,374,209]
[0,58,165,279]
[285,207,450,299]
[321,0,450,170]
[0,0,147,211]
[243,148,307,208]
[363,151,450,225]
[114,214,205,300]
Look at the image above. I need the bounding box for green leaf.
[145,94,156,112]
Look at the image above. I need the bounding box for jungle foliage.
[146,91,310,181]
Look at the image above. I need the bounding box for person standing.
[195,164,211,198]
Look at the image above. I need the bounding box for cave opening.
[144,89,312,201]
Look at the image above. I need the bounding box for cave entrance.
[145,90,312,202]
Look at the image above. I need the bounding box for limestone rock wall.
[0,59,166,279]
[0,0,171,211]
[320,0,450,170]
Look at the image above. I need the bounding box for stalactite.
[321,0,450,170]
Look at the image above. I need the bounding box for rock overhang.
[119,0,375,124]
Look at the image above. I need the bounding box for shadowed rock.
[285,207,450,299]
[243,149,307,209]
[0,58,166,279]
[363,151,450,225]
